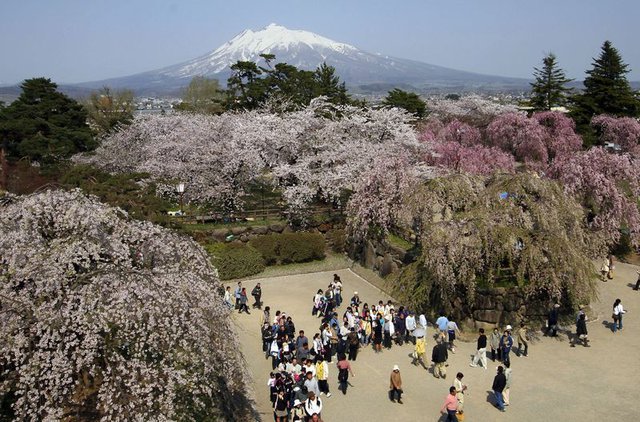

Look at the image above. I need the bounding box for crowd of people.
[229,264,633,421]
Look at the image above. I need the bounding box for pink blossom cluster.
[548,147,640,246]
[591,114,640,155]
[0,190,250,420]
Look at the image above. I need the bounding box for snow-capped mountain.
[74,23,529,95]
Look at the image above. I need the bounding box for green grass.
[387,233,413,250]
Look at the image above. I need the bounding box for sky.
[1,0,639,85]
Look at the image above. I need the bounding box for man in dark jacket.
[251,283,262,309]
[492,366,507,412]
[547,303,560,336]
[431,336,449,379]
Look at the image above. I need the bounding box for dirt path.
[232,264,640,421]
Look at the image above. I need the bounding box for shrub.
[249,232,326,265]
[205,242,265,280]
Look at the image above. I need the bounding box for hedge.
[204,242,265,280]
[249,232,326,265]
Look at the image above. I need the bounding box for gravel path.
[232,263,640,421]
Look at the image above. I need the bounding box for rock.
[231,227,247,235]
[317,223,332,233]
[269,224,285,233]
[211,229,230,241]
[375,255,384,271]
[380,253,395,276]
[252,226,269,235]
[363,240,377,269]
[473,320,499,332]
[473,309,502,323]
[239,235,249,242]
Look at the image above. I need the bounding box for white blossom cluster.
[76,99,425,218]
[0,190,251,421]
[426,95,519,125]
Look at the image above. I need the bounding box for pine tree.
[528,53,573,111]
[313,63,351,105]
[571,41,639,125]
[0,77,94,164]
[383,88,426,118]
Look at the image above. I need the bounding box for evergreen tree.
[571,41,639,127]
[226,61,266,110]
[383,88,427,118]
[313,63,351,105]
[528,53,573,111]
[0,77,94,164]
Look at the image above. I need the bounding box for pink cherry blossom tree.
[0,189,252,421]
[591,114,640,155]
[548,147,640,246]
[486,112,548,166]
[532,111,583,160]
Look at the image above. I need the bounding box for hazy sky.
[1,0,639,84]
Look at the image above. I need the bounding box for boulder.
[231,227,247,235]
[388,244,408,261]
[269,224,285,233]
[317,223,332,233]
[363,240,377,269]
[239,235,249,242]
[380,253,395,276]
[474,294,494,310]
[503,294,523,312]
[375,255,384,271]
[252,226,269,235]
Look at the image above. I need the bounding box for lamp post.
[176,182,185,215]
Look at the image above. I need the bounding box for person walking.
[233,281,242,309]
[436,312,449,336]
[600,258,610,282]
[223,286,233,309]
[547,304,560,337]
[336,353,354,395]
[432,336,449,379]
[453,372,467,415]
[634,270,640,291]
[237,287,250,314]
[612,298,626,332]
[503,361,513,406]
[607,254,615,279]
[470,328,488,369]
[492,366,507,412]
[575,312,589,347]
[251,283,262,309]
[516,322,529,357]
[489,327,501,362]
[389,365,403,404]
[447,319,461,353]
[405,311,417,345]
[440,386,459,422]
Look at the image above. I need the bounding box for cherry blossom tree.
[548,147,640,247]
[486,112,548,166]
[426,95,518,127]
[0,190,252,421]
[591,114,640,155]
[394,173,599,315]
[346,155,419,239]
[79,99,425,222]
[532,111,583,160]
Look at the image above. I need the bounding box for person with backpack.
[347,327,360,361]
[304,391,323,420]
[251,283,262,309]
